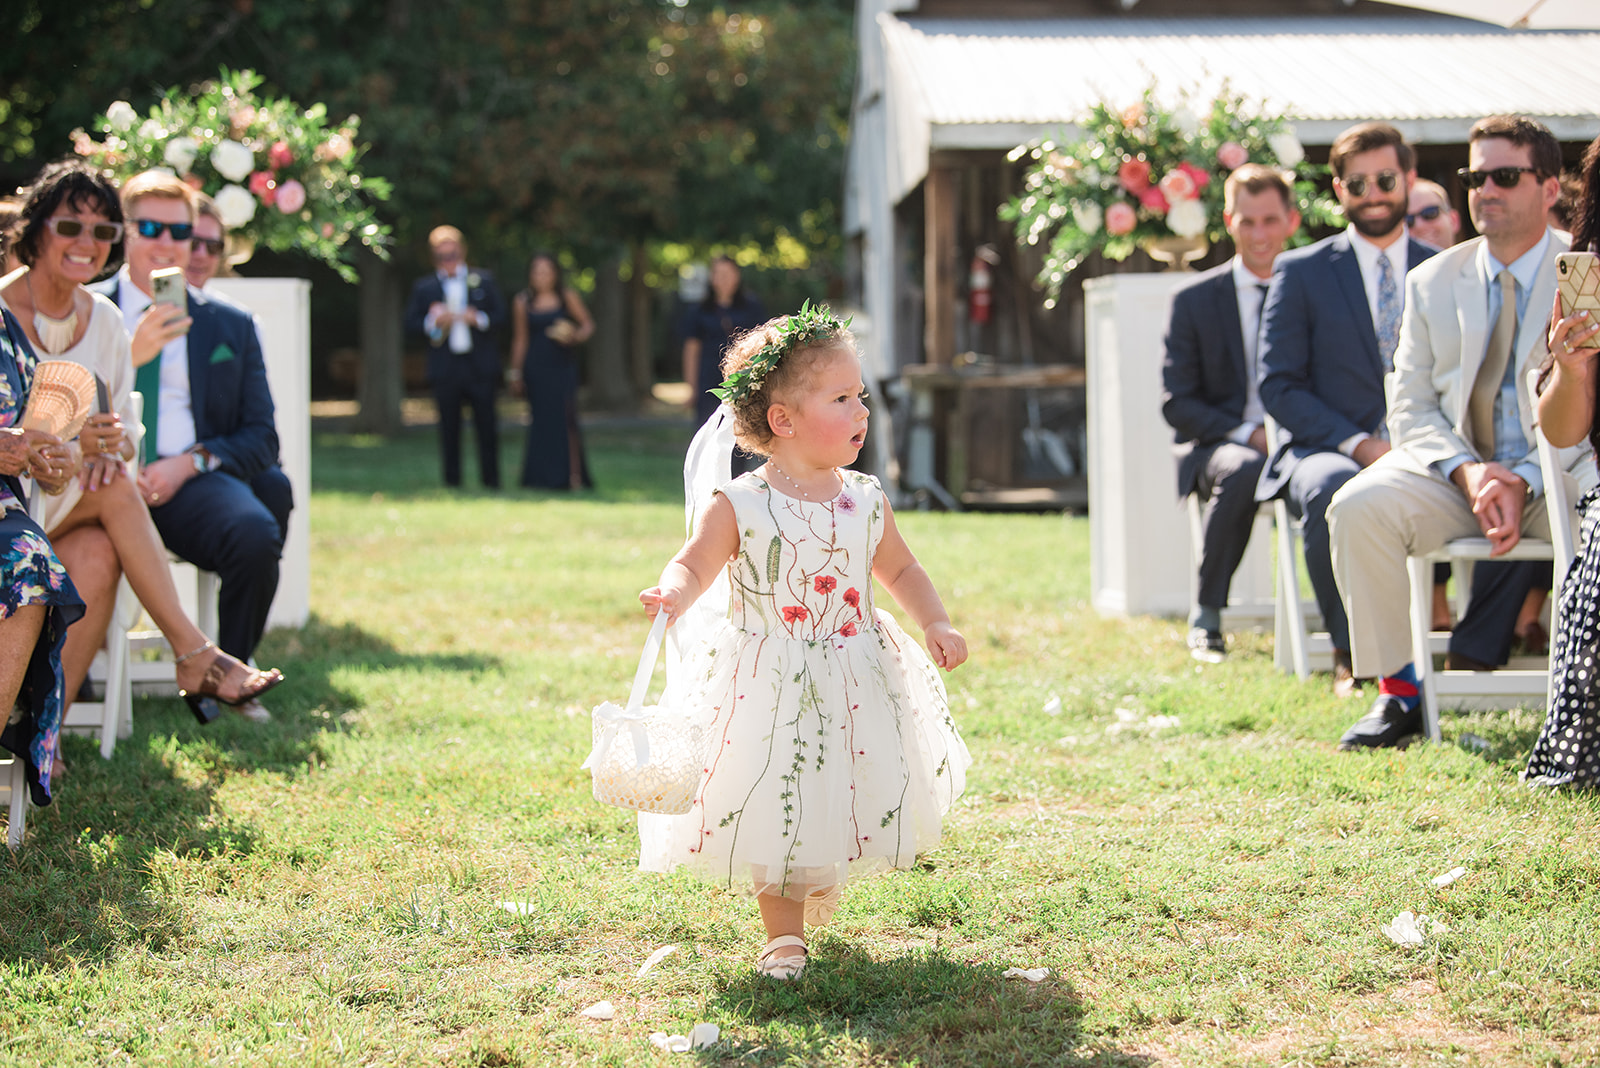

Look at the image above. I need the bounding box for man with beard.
[1256,123,1438,696]
[1328,116,1585,749]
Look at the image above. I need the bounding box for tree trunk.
[356,250,404,435]
[589,249,634,412]
[628,242,653,406]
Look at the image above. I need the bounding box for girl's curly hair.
[718,315,856,458]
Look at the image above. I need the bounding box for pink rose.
[1137,185,1170,213]
[275,179,307,214]
[321,222,336,238]
[268,140,294,170]
[1158,170,1197,202]
[1217,141,1249,171]
[1118,158,1151,194]
[1105,201,1137,236]
[1178,162,1211,191]
[248,171,276,205]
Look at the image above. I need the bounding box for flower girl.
[638,303,970,980]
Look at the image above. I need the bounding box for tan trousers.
[1328,453,1550,679]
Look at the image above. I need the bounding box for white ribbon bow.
[582,612,668,772]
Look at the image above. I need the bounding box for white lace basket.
[582,613,704,815]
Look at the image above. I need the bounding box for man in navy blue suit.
[1162,164,1300,661]
[98,171,291,722]
[403,226,506,489]
[1259,123,1532,699]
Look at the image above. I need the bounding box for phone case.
[1556,252,1600,320]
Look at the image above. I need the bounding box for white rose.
[213,184,257,228]
[105,101,139,132]
[210,139,256,183]
[1268,127,1305,168]
[1072,201,1104,235]
[138,119,164,141]
[1171,107,1201,137]
[163,136,200,175]
[1166,198,1209,239]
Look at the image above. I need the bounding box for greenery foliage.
[74,68,391,283]
[1001,82,1345,305]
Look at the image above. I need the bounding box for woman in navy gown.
[509,252,595,490]
[681,256,765,428]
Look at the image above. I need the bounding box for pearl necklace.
[767,460,838,502]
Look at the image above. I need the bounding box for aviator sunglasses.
[1457,166,1540,190]
[132,218,195,241]
[1405,205,1443,226]
[1339,171,1400,198]
[46,218,124,242]
[191,236,226,256]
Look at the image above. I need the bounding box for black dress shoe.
[1187,627,1226,663]
[1444,651,1495,672]
[1338,694,1423,751]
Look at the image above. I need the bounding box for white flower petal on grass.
[211,138,257,183]
[1002,967,1050,982]
[1431,867,1467,888]
[579,1001,615,1020]
[1043,695,1062,716]
[213,184,258,228]
[495,901,535,915]
[1381,911,1425,946]
[636,944,679,977]
[1146,714,1181,730]
[649,1032,686,1052]
[689,1023,720,1049]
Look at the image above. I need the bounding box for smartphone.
[1556,251,1600,321]
[150,266,189,327]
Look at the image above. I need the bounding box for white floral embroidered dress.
[638,470,970,901]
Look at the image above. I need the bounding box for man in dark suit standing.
[1162,164,1300,661]
[99,170,291,722]
[403,226,506,489]
[1256,123,1440,695]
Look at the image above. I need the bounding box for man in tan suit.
[1328,115,1594,750]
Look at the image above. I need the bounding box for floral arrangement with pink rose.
[73,67,392,282]
[1001,81,1342,305]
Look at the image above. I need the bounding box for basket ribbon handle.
[581,613,669,772]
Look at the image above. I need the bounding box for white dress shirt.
[423,266,488,354]
[117,269,196,457]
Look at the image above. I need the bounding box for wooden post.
[923,162,959,368]
[628,242,652,406]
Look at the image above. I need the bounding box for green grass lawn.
[4,419,1598,1067]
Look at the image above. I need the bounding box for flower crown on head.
[711,299,851,406]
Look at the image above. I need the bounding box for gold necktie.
[1468,269,1517,457]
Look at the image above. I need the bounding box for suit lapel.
[186,292,212,434]
[1214,273,1248,389]
[1454,250,1489,417]
[1328,236,1380,369]
[1516,230,1562,433]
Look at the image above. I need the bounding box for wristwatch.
[189,446,220,474]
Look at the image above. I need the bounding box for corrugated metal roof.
[885,15,1600,136]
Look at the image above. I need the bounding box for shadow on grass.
[706,941,1151,1067]
[0,614,501,969]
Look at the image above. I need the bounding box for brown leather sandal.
[175,641,284,724]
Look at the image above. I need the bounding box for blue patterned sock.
[1379,661,1421,711]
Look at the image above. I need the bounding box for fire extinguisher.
[968,249,994,325]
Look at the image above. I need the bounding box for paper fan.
[20,360,97,441]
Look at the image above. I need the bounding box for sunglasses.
[1457,166,1540,190]
[190,236,226,256]
[133,219,195,241]
[1405,205,1444,226]
[1340,171,1401,198]
[46,217,124,243]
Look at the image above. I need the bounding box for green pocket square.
[210,343,237,365]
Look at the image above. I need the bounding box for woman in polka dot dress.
[1526,134,1600,788]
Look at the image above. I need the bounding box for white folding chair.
[1406,423,1579,740]
[1184,493,1276,629]
[1,756,27,852]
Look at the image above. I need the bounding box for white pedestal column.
[207,277,311,631]
[1084,272,1272,619]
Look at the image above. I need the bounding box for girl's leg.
[49,525,122,707]
[756,892,807,968]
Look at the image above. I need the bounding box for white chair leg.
[1408,556,1441,743]
[197,570,221,642]
[7,758,26,852]
[1186,494,1204,623]
[1274,499,1310,680]
[100,627,126,760]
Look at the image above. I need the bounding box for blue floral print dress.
[0,307,84,806]
[638,470,970,901]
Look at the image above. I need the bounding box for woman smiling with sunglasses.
[0,161,283,734]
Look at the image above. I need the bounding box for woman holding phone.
[1526,135,1600,787]
[0,162,282,729]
